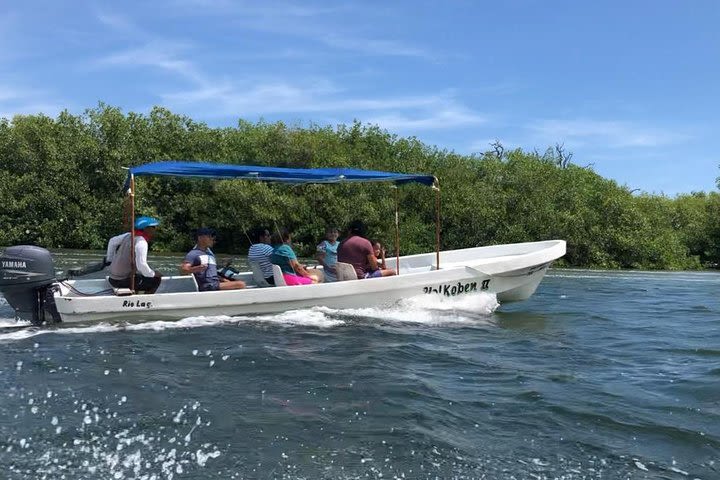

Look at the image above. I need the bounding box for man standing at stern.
[108,216,163,294]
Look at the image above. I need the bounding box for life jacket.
[109,234,142,280]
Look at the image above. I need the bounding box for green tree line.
[1,104,718,270]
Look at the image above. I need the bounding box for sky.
[1,0,718,195]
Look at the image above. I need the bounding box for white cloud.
[157,77,487,135]
[96,12,142,35]
[467,138,507,153]
[89,15,432,118]
[94,41,207,86]
[0,85,45,103]
[168,0,338,18]
[317,34,433,59]
[87,8,471,134]
[365,107,487,131]
[0,101,66,121]
[165,0,431,59]
[160,79,454,116]
[0,82,66,120]
[528,119,691,148]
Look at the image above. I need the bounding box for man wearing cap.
[180,228,246,291]
[108,216,163,294]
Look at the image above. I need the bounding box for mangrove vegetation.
[1,105,718,270]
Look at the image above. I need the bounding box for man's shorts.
[109,275,161,292]
[199,281,220,292]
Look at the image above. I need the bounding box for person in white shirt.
[108,216,162,293]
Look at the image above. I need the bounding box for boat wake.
[0,292,499,342]
[317,292,499,325]
[0,316,245,342]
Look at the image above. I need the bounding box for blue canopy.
[125,161,436,190]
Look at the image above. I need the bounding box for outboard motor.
[0,245,61,325]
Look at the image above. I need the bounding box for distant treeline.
[1,104,718,269]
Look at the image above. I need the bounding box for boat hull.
[54,240,565,323]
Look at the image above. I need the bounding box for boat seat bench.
[249,261,272,288]
[335,262,358,281]
[272,265,287,287]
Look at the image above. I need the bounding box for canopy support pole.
[434,178,440,270]
[393,186,400,275]
[130,174,136,293]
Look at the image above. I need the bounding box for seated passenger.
[248,227,275,285]
[271,229,323,286]
[337,220,392,279]
[180,228,246,291]
[316,226,340,283]
[108,216,162,293]
[369,240,397,277]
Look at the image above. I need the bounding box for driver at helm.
[108,216,163,294]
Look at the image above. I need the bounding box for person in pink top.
[337,220,395,279]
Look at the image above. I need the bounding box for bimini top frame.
[123,160,441,288]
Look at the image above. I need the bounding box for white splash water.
[402,291,499,314]
[0,292,497,342]
[239,308,345,328]
[7,396,223,479]
[316,292,499,325]
[0,318,30,328]
[0,316,243,342]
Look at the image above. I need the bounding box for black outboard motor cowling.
[0,245,60,324]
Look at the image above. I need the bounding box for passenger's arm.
[367,254,379,272]
[316,252,335,273]
[290,259,311,277]
[315,250,327,267]
[180,261,206,275]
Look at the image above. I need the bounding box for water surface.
[0,252,718,479]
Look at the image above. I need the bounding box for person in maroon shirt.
[337,220,396,279]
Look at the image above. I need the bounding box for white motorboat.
[0,161,566,325]
[48,240,565,323]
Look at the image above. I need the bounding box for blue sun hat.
[134,216,160,230]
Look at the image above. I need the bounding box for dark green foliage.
[0,104,717,270]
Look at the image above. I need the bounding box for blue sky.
[2,0,718,195]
